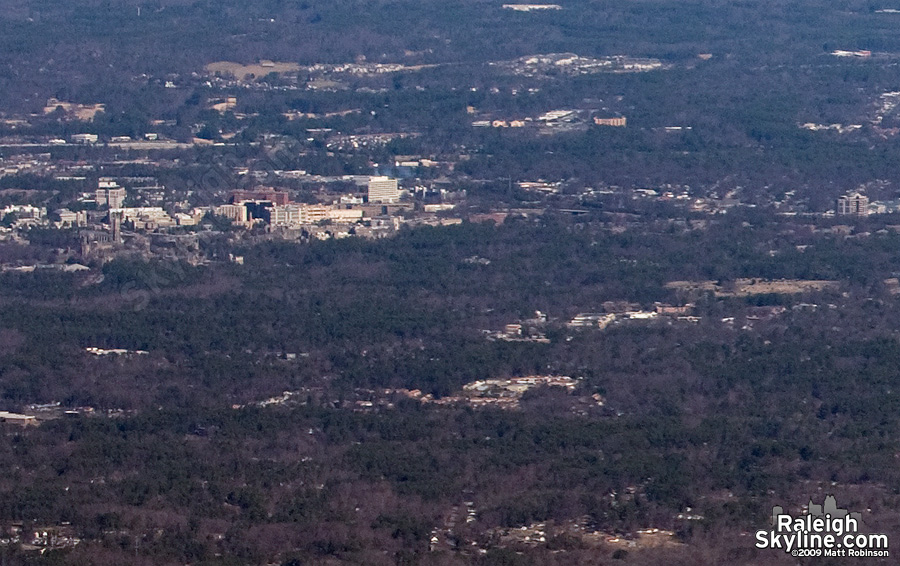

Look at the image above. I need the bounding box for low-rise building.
[56,209,77,226]
[2,205,46,220]
[327,208,363,223]
[568,313,616,328]
[0,411,37,426]
[504,323,523,336]
[117,207,173,224]
[174,212,199,226]
[655,303,694,315]
[502,4,563,11]
[230,188,290,206]
[71,133,99,144]
[594,116,627,127]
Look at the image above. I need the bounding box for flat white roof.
[0,411,36,420]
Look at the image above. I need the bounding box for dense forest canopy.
[0,215,899,563]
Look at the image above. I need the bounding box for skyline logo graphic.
[756,495,889,558]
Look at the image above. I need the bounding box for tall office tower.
[96,178,126,209]
[367,176,400,203]
[107,188,126,209]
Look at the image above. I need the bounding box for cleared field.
[665,278,839,296]
[205,61,300,79]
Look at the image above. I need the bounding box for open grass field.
[665,278,839,296]
[205,61,300,79]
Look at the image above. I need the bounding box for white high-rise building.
[96,178,126,209]
[367,176,400,203]
[271,204,304,226]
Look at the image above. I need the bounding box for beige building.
[174,212,199,226]
[367,176,400,203]
[0,411,37,426]
[118,207,175,228]
[107,188,126,209]
[327,208,363,223]
[215,204,248,223]
[270,205,363,226]
[96,179,126,209]
[594,116,627,127]
[836,193,869,216]
[303,205,330,224]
